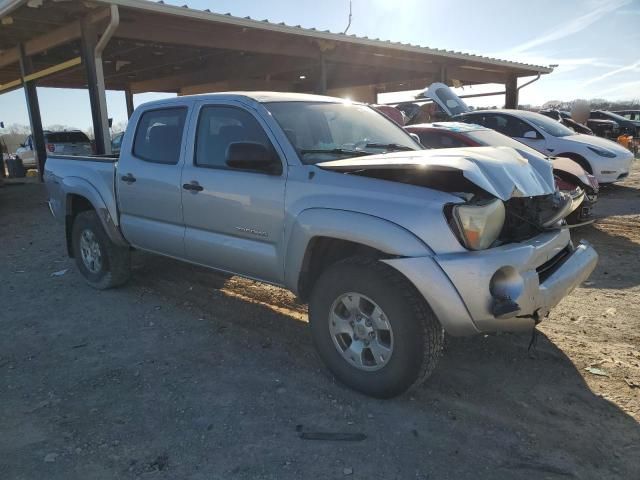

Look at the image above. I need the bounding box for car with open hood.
[405,121,599,224]
[420,83,634,184]
[44,92,597,398]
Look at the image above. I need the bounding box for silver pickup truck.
[45,92,598,398]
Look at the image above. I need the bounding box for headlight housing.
[587,146,616,158]
[451,199,505,250]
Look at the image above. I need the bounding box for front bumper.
[383,230,598,336]
[595,153,633,183]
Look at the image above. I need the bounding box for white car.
[420,83,634,184]
[16,130,92,169]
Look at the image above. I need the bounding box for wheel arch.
[556,152,593,174]
[285,208,432,300]
[61,178,128,256]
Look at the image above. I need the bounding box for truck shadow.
[129,252,640,478]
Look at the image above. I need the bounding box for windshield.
[465,129,546,158]
[517,111,575,137]
[264,101,419,164]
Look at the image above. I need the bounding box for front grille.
[500,195,555,244]
[536,246,572,283]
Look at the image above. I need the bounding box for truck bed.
[44,153,119,226]
[48,153,119,163]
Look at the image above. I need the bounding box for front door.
[181,102,287,284]
[117,106,188,258]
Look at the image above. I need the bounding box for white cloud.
[598,80,640,96]
[580,59,640,87]
[503,0,630,54]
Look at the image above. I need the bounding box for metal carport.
[0,0,553,177]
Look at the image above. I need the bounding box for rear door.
[180,100,287,283]
[117,105,189,258]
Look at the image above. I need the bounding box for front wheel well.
[297,237,390,302]
[557,152,593,174]
[65,194,95,257]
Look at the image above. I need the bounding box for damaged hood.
[317,147,556,201]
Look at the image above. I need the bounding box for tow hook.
[533,308,550,324]
[492,297,521,319]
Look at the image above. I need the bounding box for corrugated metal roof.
[104,0,552,74]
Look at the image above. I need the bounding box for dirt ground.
[1,165,639,480]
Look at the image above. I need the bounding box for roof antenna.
[343,0,352,34]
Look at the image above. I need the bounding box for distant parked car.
[406,122,599,224]
[16,130,92,168]
[418,83,634,183]
[589,110,640,137]
[454,110,633,184]
[111,131,124,155]
[539,109,594,135]
[613,110,640,122]
[586,118,620,138]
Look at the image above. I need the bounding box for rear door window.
[133,107,187,164]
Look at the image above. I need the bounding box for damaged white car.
[44,93,598,398]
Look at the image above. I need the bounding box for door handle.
[121,173,136,184]
[183,181,203,192]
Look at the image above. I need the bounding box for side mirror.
[523,131,539,139]
[409,132,422,145]
[226,142,282,175]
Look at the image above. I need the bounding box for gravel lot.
[1,165,639,479]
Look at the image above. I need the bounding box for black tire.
[309,256,444,398]
[71,210,131,289]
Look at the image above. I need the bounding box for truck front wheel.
[309,257,444,398]
[71,210,130,289]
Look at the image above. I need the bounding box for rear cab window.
[133,107,188,164]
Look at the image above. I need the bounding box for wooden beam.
[19,42,46,180]
[179,78,295,95]
[325,46,440,74]
[447,66,508,85]
[505,74,518,108]
[129,54,315,93]
[0,56,82,93]
[0,7,109,69]
[125,88,134,118]
[115,20,318,59]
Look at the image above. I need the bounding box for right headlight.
[587,146,616,158]
[451,199,505,250]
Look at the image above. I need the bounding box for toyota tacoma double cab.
[45,92,598,398]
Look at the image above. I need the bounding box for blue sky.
[1,0,639,130]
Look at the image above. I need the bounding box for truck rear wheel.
[71,210,130,289]
[309,256,444,398]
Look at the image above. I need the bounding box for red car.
[406,122,599,224]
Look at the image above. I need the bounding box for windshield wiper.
[364,143,415,151]
[299,148,373,157]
